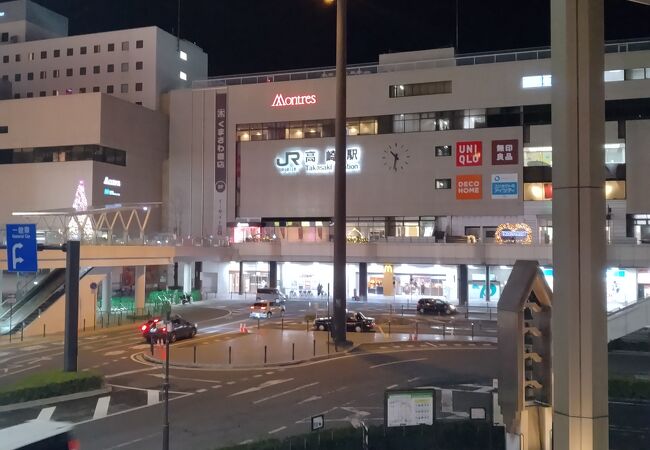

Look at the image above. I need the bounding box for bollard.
[21,323,24,342]
[292,343,295,361]
[43,324,46,337]
[282,317,284,331]
[107,312,110,326]
[193,345,197,364]
[415,321,419,336]
[313,339,316,357]
[94,315,96,331]
[471,323,475,340]
[258,317,261,329]
[101,315,104,328]
[326,340,329,355]
[228,346,232,364]
[489,307,493,321]
[118,313,122,326]
[388,321,391,335]
[306,319,310,332]
[83,318,86,332]
[401,305,404,317]
[443,323,446,337]
[264,345,267,364]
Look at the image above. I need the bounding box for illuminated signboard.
[271,94,317,107]
[103,176,121,197]
[495,223,532,244]
[491,173,518,199]
[274,147,361,175]
[456,141,482,167]
[456,174,482,200]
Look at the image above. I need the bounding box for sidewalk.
[142,327,497,370]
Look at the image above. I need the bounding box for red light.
[141,325,147,331]
[68,439,80,450]
[153,318,159,322]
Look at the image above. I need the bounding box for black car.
[416,298,457,315]
[147,314,197,343]
[314,311,375,332]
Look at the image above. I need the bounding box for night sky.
[31,0,650,76]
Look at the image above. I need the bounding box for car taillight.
[250,306,254,309]
[261,306,266,310]
[141,325,147,331]
[68,438,80,450]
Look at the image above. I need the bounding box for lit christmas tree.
[68,180,94,240]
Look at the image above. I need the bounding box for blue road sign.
[6,224,38,273]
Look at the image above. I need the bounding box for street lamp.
[327,0,348,345]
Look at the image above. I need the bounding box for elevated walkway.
[608,297,650,342]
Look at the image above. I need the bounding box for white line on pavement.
[147,390,159,405]
[37,406,56,420]
[148,373,221,383]
[370,358,427,369]
[407,377,420,382]
[108,383,189,395]
[196,388,207,393]
[239,439,253,445]
[297,395,322,404]
[92,396,111,419]
[0,364,41,378]
[104,367,158,379]
[106,432,160,450]
[253,382,319,405]
[386,384,399,389]
[229,379,294,397]
[268,426,287,435]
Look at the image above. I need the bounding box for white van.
[0,420,78,449]
[256,288,287,303]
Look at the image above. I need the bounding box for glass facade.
[0,144,127,166]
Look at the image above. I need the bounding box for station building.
[169,42,650,308]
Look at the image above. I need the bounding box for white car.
[249,301,285,318]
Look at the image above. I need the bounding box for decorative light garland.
[495,223,532,245]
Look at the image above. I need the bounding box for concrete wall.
[624,119,650,213]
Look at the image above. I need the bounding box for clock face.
[382,143,410,172]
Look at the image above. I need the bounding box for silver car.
[249,300,285,318]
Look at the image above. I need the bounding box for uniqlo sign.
[492,139,518,165]
[456,141,482,167]
[456,174,483,200]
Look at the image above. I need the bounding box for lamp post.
[331,0,348,345]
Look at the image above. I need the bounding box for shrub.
[609,377,650,400]
[0,370,104,405]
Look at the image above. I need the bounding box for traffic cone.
[243,324,249,334]
[239,323,244,333]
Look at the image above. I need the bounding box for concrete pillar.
[358,262,367,301]
[183,262,192,294]
[269,261,278,288]
[485,265,491,303]
[194,261,202,290]
[551,0,608,449]
[458,265,468,306]
[102,271,112,312]
[238,261,244,295]
[0,270,4,299]
[135,266,146,310]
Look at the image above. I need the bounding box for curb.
[140,338,497,370]
[0,386,112,413]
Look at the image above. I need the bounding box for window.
[39,71,46,79]
[66,68,73,77]
[80,67,87,75]
[179,71,187,80]
[120,83,128,93]
[14,73,20,82]
[28,52,34,61]
[107,85,114,94]
[108,43,115,52]
[1,33,7,42]
[92,86,100,93]
[604,70,624,82]
[27,72,33,80]
[53,69,59,78]
[2,55,8,63]
[67,48,73,56]
[121,41,129,51]
[13,93,20,99]
[40,50,47,59]
[521,75,552,88]
[389,81,452,98]
[93,65,100,74]
[39,91,45,97]
[54,49,60,57]
[79,87,86,93]
[15,54,20,62]
[135,61,143,70]
[121,62,128,72]
[80,46,87,55]
[26,92,33,98]
[435,179,452,189]
[1,75,6,81]
[435,145,452,157]
[625,68,645,80]
[107,64,114,73]
[135,82,143,92]
[93,44,100,53]
[179,50,187,61]
[135,101,142,105]
[53,90,58,95]
[136,40,143,49]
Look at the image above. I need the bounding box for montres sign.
[271,93,317,107]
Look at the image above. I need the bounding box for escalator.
[0,268,92,335]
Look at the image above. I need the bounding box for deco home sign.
[275,147,361,175]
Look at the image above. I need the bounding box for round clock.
[382,143,410,172]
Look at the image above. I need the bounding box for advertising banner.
[215,93,227,237]
[456,174,482,200]
[491,173,518,199]
[491,139,518,165]
[456,141,482,167]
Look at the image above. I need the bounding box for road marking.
[0,364,40,378]
[441,389,453,413]
[253,374,262,378]
[239,439,254,445]
[426,342,436,347]
[37,406,56,420]
[268,426,287,435]
[92,396,111,419]
[130,344,149,350]
[196,388,207,393]
[297,395,322,404]
[105,432,160,449]
[407,377,420,382]
[229,378,294,397]
[386,384,399,389]
[149,374,220,383]
[212,385,222,389]
[147,390,159,405]
[21,345,47,351]
[105,366,158,379]
[104,350,126,356]
[370,357,427,369]
[253,382,319,404]
[226,381,236,385]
